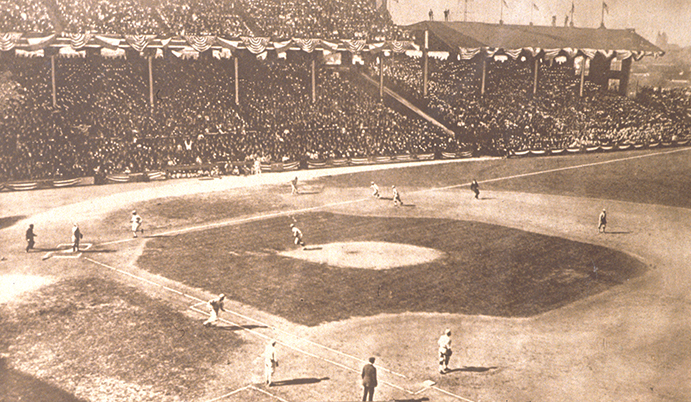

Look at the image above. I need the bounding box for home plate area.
[42,243,92,260]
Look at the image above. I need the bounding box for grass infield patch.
[138,212,645,326]
[0,276,243,401]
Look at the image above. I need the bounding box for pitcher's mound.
[279,241,445,270]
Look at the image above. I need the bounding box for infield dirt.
[1,149,690,402]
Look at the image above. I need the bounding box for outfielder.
[131,210,144,238]
[203,293,225,327]
[438,328,452,374]
[598,209,607,233]
[290,176,299,195]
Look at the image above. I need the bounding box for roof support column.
[532,57,540,95]
[379,54,385,99]
[422,29,429,97]
[234,56,239,105]
[619,57,632,97]
[311,57,316,103]
[579,57,586,98]
[480,56,487,96]
[50,54,57,108]
[148,56,154,110]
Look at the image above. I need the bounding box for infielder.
[264,340,279,386]
[370,181,380,198]
[25,224,37,253]
[470,179,480,199]
[392,185,403,206]
[131,210,144,238]
[438,328,452,374]
[203,293,225,327]
[290,224,305,247]
[598,209,607,233]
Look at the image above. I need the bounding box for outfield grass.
[318,148,691,209]
[0,277,243,401]
[137,212,645,326]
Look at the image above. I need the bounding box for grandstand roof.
[406,21,663,59]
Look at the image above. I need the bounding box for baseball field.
[1,147,690,402]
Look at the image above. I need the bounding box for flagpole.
[600,1,605,28]
[500,0,504,24]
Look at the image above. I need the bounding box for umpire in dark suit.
[361,357,377,401]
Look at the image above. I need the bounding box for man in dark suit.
[361,357,377,401]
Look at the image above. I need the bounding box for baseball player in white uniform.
[438,329,452,373]
[131,210,143,238]
[290,224,305,247]
[370,181,380,198]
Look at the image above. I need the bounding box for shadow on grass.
[80,249,118,254]
[215,324,268,331]
[454,366,498,373]
[0,216,26,230]
[270,377,329,387]
[394,398,429,402]
[604,231,632,235]
[0,358,87,402]
[296,190,322,195]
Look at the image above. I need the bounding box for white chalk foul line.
[248,385,292,402]
[203,385,252,402]
[85,149,688,402]
[83,256,412,396]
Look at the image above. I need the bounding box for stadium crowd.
[370,54,690,154]
[0,0,54,33]
[0,52,453,181]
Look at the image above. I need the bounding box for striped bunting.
[283,161,299,170]
[307,161,327,169]
[52,178,81,187]
[417,153,435,160]
[530,150,547,155]
[648,142,660,148]
[8,182,39,191]
[331,159,348,167]
[293,38,319,53]
[147,171,166,180]
[184,35,216,53]
[343,39,366,54]
[1,32,22,51]
[106,174,130,183]
[350,157,369,165]
[550,149,565,154]
[241,36,269,54]
[65,33,92,49]
[124,35,156,52]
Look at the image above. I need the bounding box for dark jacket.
[361,363,377,387]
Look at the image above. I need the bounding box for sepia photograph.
[1,0,690,401]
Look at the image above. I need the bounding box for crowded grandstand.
[1,0,689,184]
